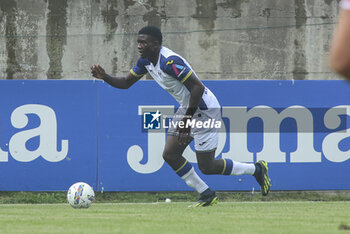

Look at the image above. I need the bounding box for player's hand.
[91,64,106,79]
[177,117,192,145]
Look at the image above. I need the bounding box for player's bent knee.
[162,151,170,162]
[198,164,216,175]
[162,151,177,163]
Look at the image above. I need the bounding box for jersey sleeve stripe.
[180,70,193,83]
[130,69,146,78]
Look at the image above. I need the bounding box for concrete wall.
[0,0,342,80]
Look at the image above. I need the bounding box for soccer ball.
[67,182,95,208]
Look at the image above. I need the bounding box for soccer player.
[91,26,271,207]
[330,0,350,79]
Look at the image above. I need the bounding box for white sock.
[181,168,209,194]
[231,161,256,175]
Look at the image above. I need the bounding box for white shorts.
[168,88,222,153]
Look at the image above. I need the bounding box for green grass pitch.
[0,201,349,233]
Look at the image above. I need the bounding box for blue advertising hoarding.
[98,80,350,191]
[0,80,349,191]
[0,81,98,191]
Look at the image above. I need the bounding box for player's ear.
[153,40,160,48]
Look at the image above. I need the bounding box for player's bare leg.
[162,135,189,171]
[196,152,271,196]
[196,151,256,175]
[196,150,224,174]
[162,135,217,207]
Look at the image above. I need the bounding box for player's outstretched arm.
[91,64,142,89]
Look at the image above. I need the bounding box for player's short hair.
[138,26,162,45]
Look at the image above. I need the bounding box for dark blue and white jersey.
[130,46,220,109]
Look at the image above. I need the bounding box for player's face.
[137,34,159,59]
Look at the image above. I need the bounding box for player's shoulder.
[136,57,151,67]
[159,47,187,70]
[160,47,185,60]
